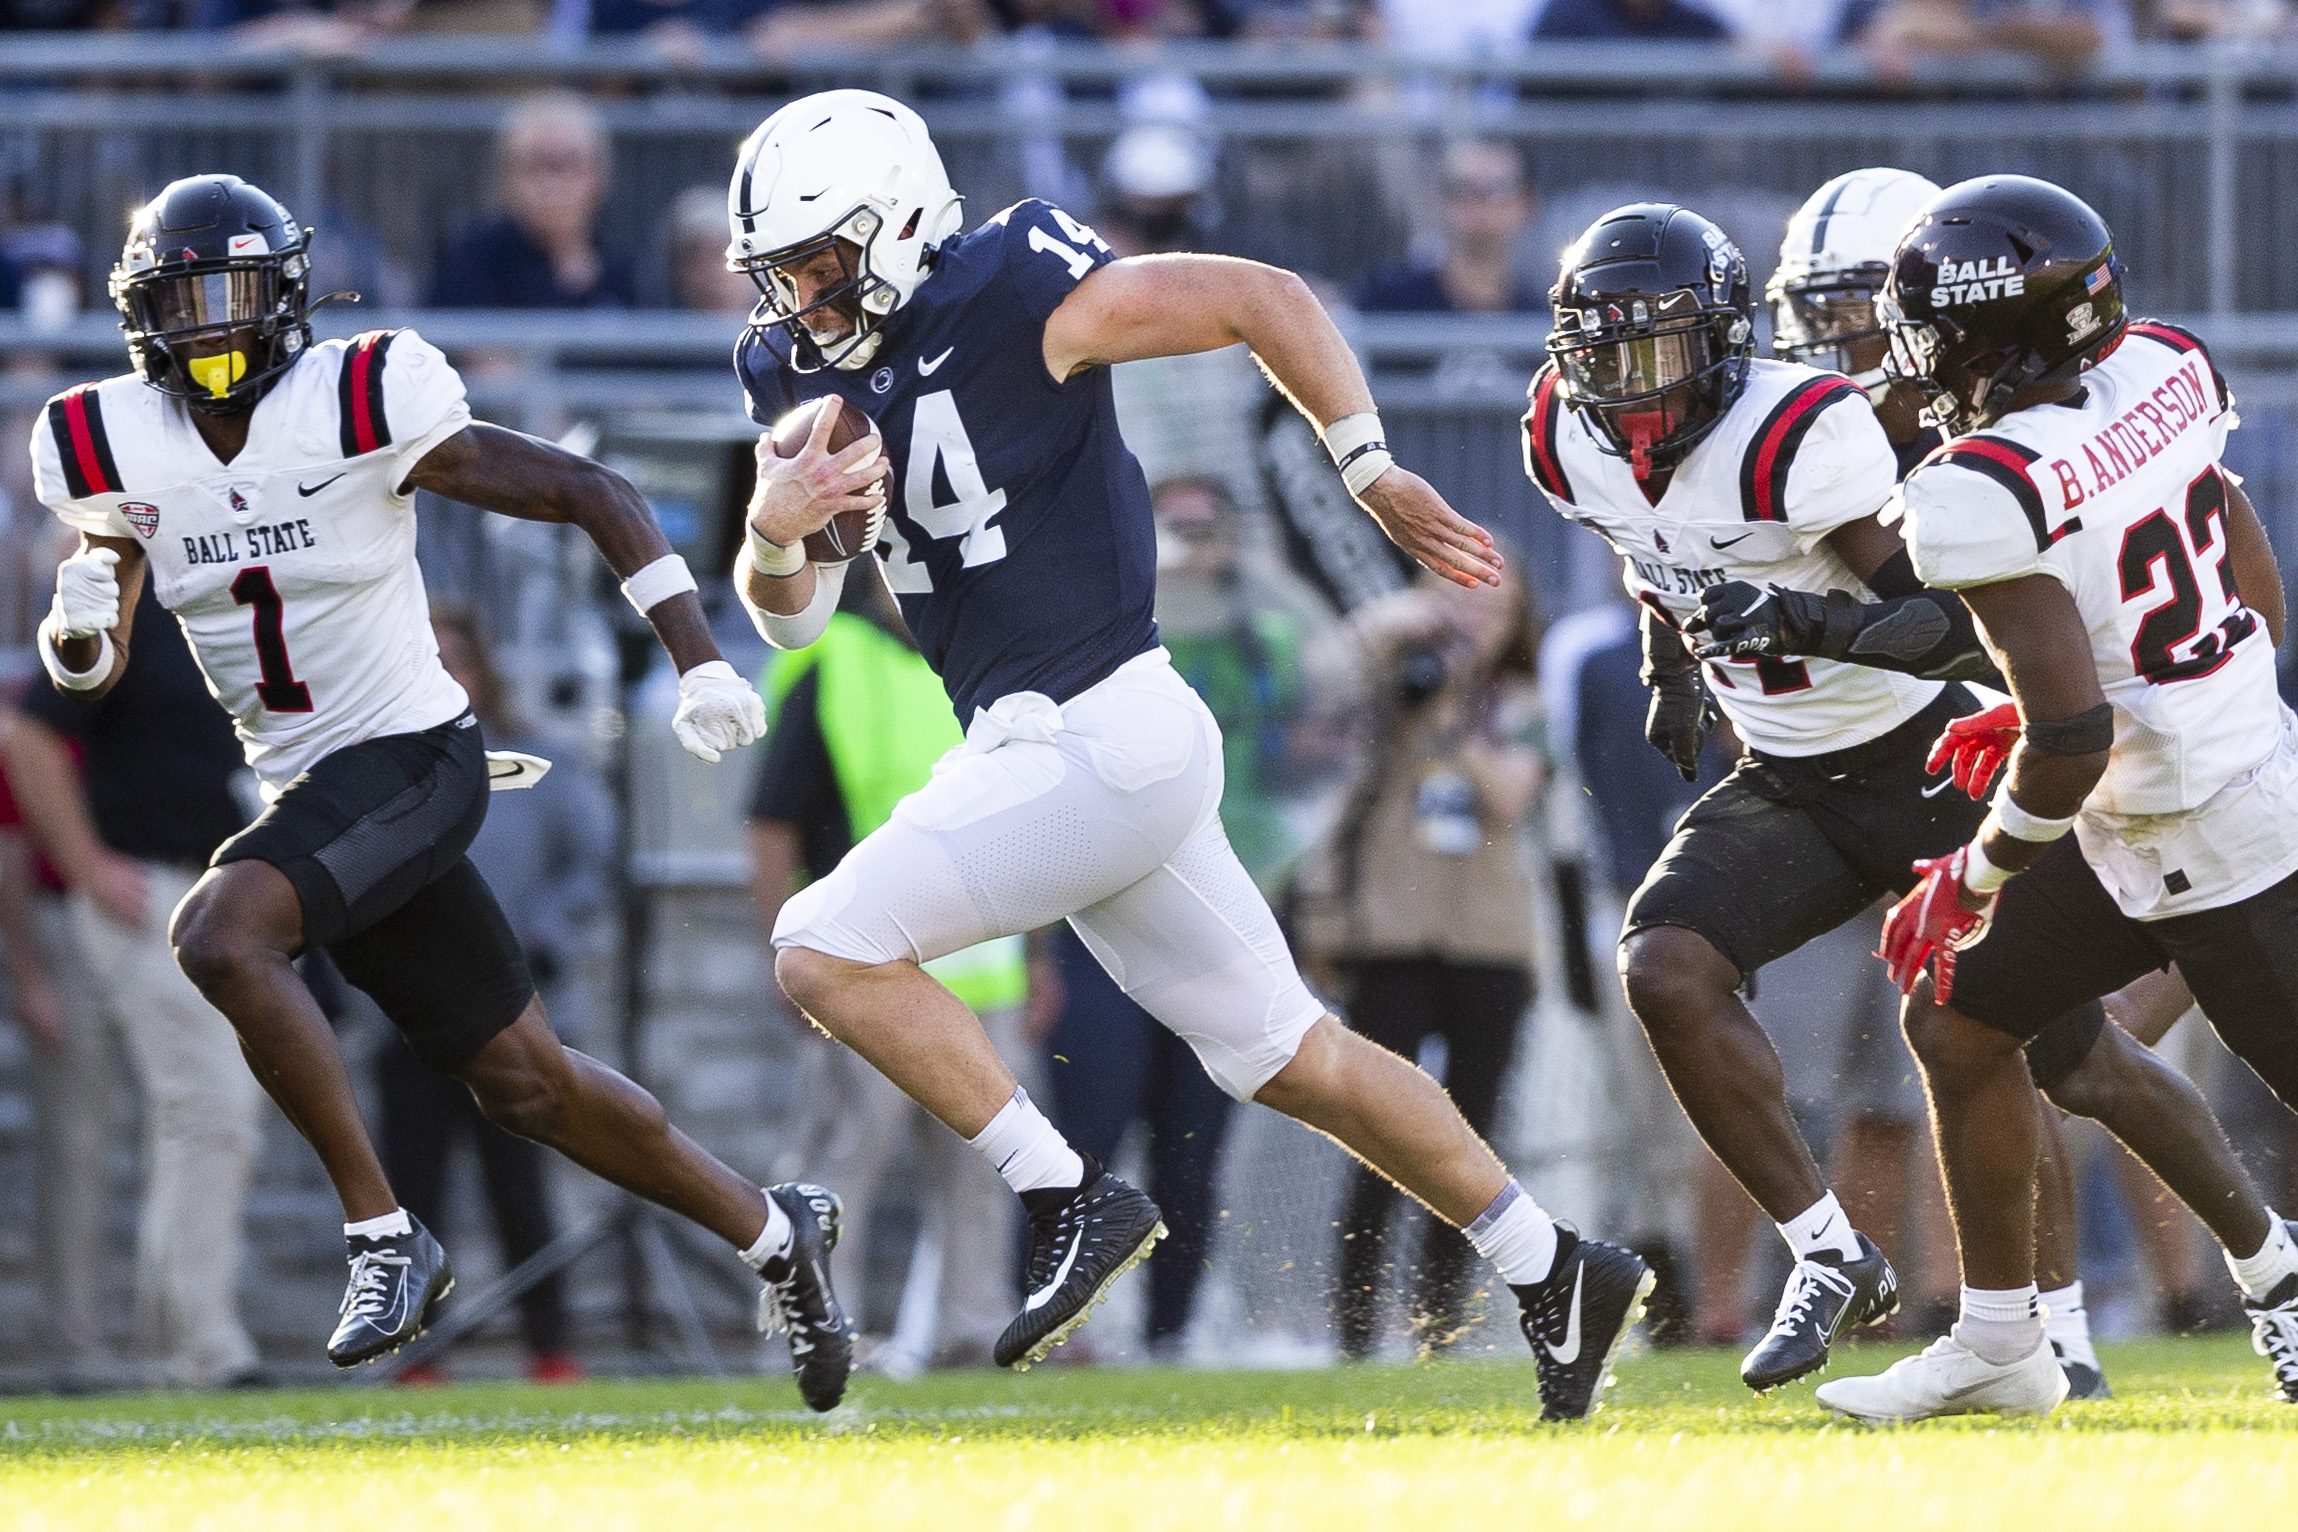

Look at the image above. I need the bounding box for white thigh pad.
[1068,817,1325,1101]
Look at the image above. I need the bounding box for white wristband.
[746,524,807,579]
[1985,795,2076,844]
[1321,412,1395,498]
[1962,838,2013,895]
[619,553,698,617]
[37,612,112,693]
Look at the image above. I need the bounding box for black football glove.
[1645,670,1717,784]
[1686,580,1861,662]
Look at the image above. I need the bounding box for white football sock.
[344,1209,412,1241]
[1955,1283,2044,1366]
[1465,1180,1561,1286]
[968,1088,1086,1195]
[2227,1211,2298,1301]
[1777,1190,1860,1262]
[740,1192,793,1272]
[2040,1280,2097,1366]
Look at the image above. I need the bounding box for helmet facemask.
[112,232,313,416]
[1772,270,1896,399]
[734,205,900,373]
[1879,292,2031,436]
[1550,295,1749,480]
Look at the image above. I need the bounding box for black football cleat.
[756,1182,855,1412]
[1512,1224,1655,1421]
[2245,1251,2298,1404]
[2055,1343,2113,1400]
[328,1217,454,1368]
[995,1156,1166,1370]
[1740,1232,1899,1391]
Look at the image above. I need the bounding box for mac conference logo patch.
[121,501,160,538]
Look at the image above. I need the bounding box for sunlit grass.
[3,1335,2291,1530]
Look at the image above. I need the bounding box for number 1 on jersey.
[231,565,313,712]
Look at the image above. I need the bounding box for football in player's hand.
[770,395,884,566]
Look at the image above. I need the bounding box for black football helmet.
[1547,203,1753,479]
[108,174,318,414]
[1878,174,2125,436]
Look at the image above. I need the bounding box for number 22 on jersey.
[880,390,1009,594]
[2118,466,2256,684]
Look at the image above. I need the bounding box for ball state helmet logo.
[121,501,160,538]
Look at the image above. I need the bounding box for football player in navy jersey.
[722,90,1651,1418]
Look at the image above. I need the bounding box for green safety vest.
[764,615,1027,1012]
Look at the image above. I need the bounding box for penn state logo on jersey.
[736,200,1161,725]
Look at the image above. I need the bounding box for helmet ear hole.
[898,208,922,240]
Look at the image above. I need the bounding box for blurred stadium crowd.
[3,23,2298,1390]
[2,0,2295,61]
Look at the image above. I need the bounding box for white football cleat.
[1815,1329,2069,1424]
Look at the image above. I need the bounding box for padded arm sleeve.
[1824,549,1994,681]
[741,558,847,651]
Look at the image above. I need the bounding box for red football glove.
[1880,849,1996,1002]
[1926,703,2022,800]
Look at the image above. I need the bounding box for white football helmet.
[1768,167,1940,399]
[726,89,965,372]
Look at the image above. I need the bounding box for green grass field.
[4,1335,2294,1531]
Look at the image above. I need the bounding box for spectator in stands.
[1354,141,1542,316]
[2,0,155,25]
[1860,0,2120,74]
[1,578,264,1391]
[377,607,602,1386]
[1532,0,1732,40]
[2150,0,2292,40]
[0,746,119,1393]
[0,222,81,335]
[190,0,416,51]
[1036,476,1307,1360]
[430,92,635,310]
[1295,564,1543,1359]
[668,184,754,313]
[748,574,1029,1373]
[1099,124,1222,258]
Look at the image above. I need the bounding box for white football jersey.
[30,329,472,790]
[1892,321,2296,917]
[1526,357,1940,756]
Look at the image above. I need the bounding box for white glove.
[671,660,766,764]
[52,546,121,639]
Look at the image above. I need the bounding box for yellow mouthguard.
[188,350,248,399]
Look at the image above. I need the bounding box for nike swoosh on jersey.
[1922,778,1955,798]
[1543,1262,1586,1364]
[1711,532,1755,549]
[1024,1226,1085,1312]
[918,347,955,376]
[298,474,346,497]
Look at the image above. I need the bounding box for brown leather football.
[768,396,884,566]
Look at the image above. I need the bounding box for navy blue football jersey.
[735,200,1159,725]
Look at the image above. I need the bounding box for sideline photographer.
[1294,563,1544,1357]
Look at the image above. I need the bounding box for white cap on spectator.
[1119,72,1211,128]
[1106,126,1213,202]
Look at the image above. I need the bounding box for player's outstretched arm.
[1041,253,1502,590]
[1686,516,1991,682]
[38,534,146,701]
[408,423,766,762]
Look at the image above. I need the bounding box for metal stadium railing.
[4,40,2298,312]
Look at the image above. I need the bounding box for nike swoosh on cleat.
[918,347,954,376]
[1922,778,1954,797]
[1543,1263,1586,1364]
[298,474,345,497]
[1024,1228,1084,1312]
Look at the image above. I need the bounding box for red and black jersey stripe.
[1737,375,1862,523]
[1521,362,1575,505]
[2126,319,2231,411]
[45,384,124,500]
[1927,434,2075,553]
[337,329,398,458]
